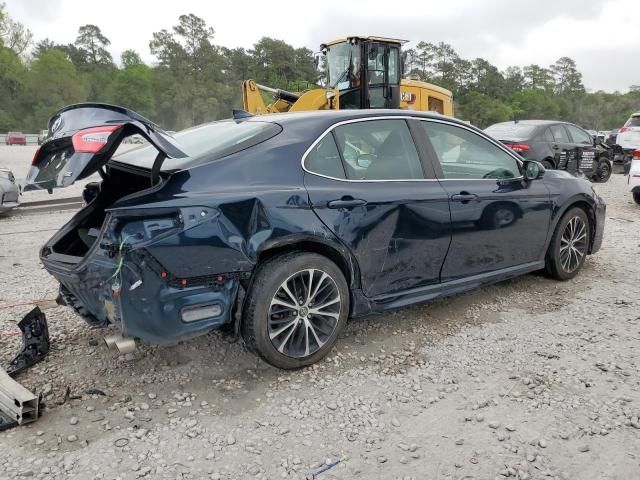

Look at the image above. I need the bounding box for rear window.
[624,115,640,127]
[484,123,538,141]
[113,120,282,170]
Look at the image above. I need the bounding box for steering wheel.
[482,168,515,179]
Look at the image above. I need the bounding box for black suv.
[485,120,612,183]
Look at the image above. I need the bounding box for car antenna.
[232,109,254,122]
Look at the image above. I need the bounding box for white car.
[618,112,640,151]
[629,149,640,205]
[0,168,20,213]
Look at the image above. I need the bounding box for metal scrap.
[6,307,50,376]
[0,367,40,430]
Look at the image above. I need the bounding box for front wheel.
[545,207,590,280]
[633,192,640,205]
[242,252,349,369]
[592,157,612,183]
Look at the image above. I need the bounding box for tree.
[23,50,87,130]
[523,64,554,91]
[458,91,512,128]
[550,57,584,96]
[121,49,143,68]
[503,66,525,97]
[109,63,154,116]
[0,46,26,129]
[74,24,113,66]
[0,2,32,54]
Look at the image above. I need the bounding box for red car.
[6,131,27,146]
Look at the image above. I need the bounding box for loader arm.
[242,79,339,115]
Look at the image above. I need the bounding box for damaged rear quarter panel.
[100,132,359,342]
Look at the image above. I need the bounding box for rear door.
[25,103,186,192]
[419,119,552,282]
[547,123,574,171]
[303,117,451,298]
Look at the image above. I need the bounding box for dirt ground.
[0,147,638,480]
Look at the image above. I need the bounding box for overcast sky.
[5,0,640,92]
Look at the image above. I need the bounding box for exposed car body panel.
[34,107,605,348]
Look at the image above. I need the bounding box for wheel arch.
[255,237,359,290]
[549,198,597,255]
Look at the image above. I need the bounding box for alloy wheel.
[559,216,587,273]
[267,269,341,358]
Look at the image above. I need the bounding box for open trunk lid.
[24,103,187,192]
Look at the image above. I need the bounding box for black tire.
[541,159,554,170]
[241,252,349,369]
[545,207,590,281]
[592,157,612,183]
[633,192,640,205]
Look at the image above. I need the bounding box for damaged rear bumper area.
[42,205,252,344]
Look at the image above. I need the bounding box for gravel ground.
[0,169,638,480]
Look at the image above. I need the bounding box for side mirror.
[523,160,545,181]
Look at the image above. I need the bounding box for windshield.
[624,115,640,127]
[327,42,360,90]
[113,120,282,170]
[484,123,538,141]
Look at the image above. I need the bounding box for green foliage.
[23,49,87,130]
[0,2,32,55]
[0,8,639,132]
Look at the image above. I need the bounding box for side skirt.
[350,261,545,316]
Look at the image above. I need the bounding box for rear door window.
[544,128,555,143]
[549,124,570,143]
[304,134,346,179]
[332,119,424,180]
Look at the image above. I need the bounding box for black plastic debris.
[6,307,50,377]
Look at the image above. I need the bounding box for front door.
[565,124,598,173]
[419,120,553,282]
[303,118,451,297]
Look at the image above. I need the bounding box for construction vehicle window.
[304,134,346,179]
[333,120,423,180]
[422,121,520,180]
[328,43,360,89]
[389,48,399,84]
[368,46,385,85]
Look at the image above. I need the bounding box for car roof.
[244,109,472,129]
[489,120,568,127]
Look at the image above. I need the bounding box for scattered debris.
[6,307,50,376]
[84,388,106,396]
[310,458,341,478]
[0,367,40,431]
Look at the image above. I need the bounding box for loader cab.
[322,36,403,110]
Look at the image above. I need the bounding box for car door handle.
[451,193,479,203]
[327,197,367,209]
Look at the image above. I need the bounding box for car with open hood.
[26,103,606,369]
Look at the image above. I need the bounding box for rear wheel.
[592,157,612,183]
[242,252,349,369]
[633,192,640,205]
[545,207,590,280]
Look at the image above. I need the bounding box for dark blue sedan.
[26,104,605,369]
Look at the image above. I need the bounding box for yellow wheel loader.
[242,36,454,116]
